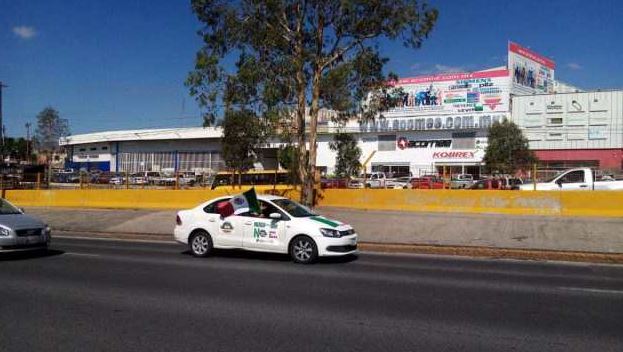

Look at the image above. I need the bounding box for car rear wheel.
[189,231,213,258]
[290,236,318,264]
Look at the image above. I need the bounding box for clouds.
[12,26,37,39]
[566,62,582,70]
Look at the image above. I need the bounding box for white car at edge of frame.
[174,195,358,264]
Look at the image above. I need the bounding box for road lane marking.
[559,287,623,295]
[63,252,102,257]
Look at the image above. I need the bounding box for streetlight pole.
[25,122,32,163]
[0,82,6,146]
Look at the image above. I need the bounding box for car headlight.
[320,228,340,238]
[0,227,11,237]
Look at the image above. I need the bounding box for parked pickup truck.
[363,172,388,188]
[519,168,623,191]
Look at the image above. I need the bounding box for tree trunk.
[301,8,325,207]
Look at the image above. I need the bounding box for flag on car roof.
[217,187,260,218]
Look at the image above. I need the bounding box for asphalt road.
[2,237,623,352]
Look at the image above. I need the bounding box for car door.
[558,170,588,190]
[241,201,288,252]
[202,198,244,247]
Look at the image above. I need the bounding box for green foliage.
[186,0,438,204]
[329,133,361,178]
[34,107,70,152]
[0,137,33,162]
[220,109,265,176]
[483,120,537,174]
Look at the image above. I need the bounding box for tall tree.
[329,132,361,178]
[34,107,70,153]
[483,120,537,174]
[220,109,265,186]
[0,137,32,162]
[187,0,438,205]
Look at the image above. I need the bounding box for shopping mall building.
[60,42,623,176]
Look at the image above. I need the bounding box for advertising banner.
[508,41,555,94]
[384,69,511,116]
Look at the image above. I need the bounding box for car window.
[203,198,230,214]
[239,200,283,218]
[560,171,585,184]
[272,198,316,217]
[0,199,22,215]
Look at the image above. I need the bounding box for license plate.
[26,236,41,244]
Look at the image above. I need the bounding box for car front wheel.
[290,236,318,264]
[189,231,213,258]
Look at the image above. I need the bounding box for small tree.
[483,120,537,174]
[220,109,264,187]
[329,133,361,178]
[34,107,70,153]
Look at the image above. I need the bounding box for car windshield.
[272,198,316,217]
[0,199,22,215]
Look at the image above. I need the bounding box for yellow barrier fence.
[5,188,623,218]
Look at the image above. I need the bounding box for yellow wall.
[5,188,623,217]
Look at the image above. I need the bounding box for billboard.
[384,69,511,116]
[508,41,555,94]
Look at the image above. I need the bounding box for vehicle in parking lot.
[469,177,523,190]
[174,195,358,264]
[386,177,412,189]
[347,179,364,189]
[411,176,445,189]
[450,174,475,189]
[0,199,51,253]
[320,178,348,189]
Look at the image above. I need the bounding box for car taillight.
[176,215,182,225]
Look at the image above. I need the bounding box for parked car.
[320,178,348,189]
[411,176,445,189]
[174,195,358,264]
[347,179,364,189]
[386,177,412,189]
[109,174,126,185]
[450,174,475,189]
[519,168,623,191]
[469,177,523,190]
[0,199,51,253]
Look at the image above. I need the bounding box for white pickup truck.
[519,168,623,191]
[363,172,388,188]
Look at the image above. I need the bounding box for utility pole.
[25,122,32,163]
[0,82,6,146]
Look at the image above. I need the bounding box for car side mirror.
[19,207,25,213]
[555,179,563,187]
[269,212,282,220]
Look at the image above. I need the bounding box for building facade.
[512,90,623,171]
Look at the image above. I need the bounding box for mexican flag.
[217,188,260,217]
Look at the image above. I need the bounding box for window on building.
[102,146,108,150]
[90,147,97,151]
[79,148,86,152]
[378,135,396,151]
[548,117,563,125]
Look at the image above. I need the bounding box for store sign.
[397,137,451,150]
[359,113,508,133]
[432,151,476,159]
[384,69,510,116]
[508,41,555,94]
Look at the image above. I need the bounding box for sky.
[1,0,622,137]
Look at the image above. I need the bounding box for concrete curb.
[53,230,623,264]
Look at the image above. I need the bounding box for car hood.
[301,215,352,231]
[0,213,46,230]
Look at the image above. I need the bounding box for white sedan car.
[174,195,358,264]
